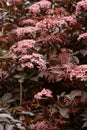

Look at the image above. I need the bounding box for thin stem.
[20,81,23,106]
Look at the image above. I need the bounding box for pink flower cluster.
[29,4,40,15]
[19,19,37,26]
[70,65,87,81]
[16,26,39,37]
[45,63,76,82]
[38,0,51,10]
[39,33,68,45]
[78,33,87,40]
[45,63,87,82]
[19,53,46,70]
[34,88,53,100]
[75,0,87,15]
[6,39,46,71]
[62,16,77,25]
[7,39,35,57]
[29,0,52,15]
[36,15,77,33]
[36,17,59,29]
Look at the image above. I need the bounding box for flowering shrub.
[0,0,87,129]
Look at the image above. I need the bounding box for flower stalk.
[18,79,23,106]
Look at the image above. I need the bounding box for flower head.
[29,0,52,15]
[34,88,53,100]
[16,26,39,37]
[75,0,87,15]
[78,33,87,41]
[19,53,46,71]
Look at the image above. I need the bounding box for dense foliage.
[0,0,87,129]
